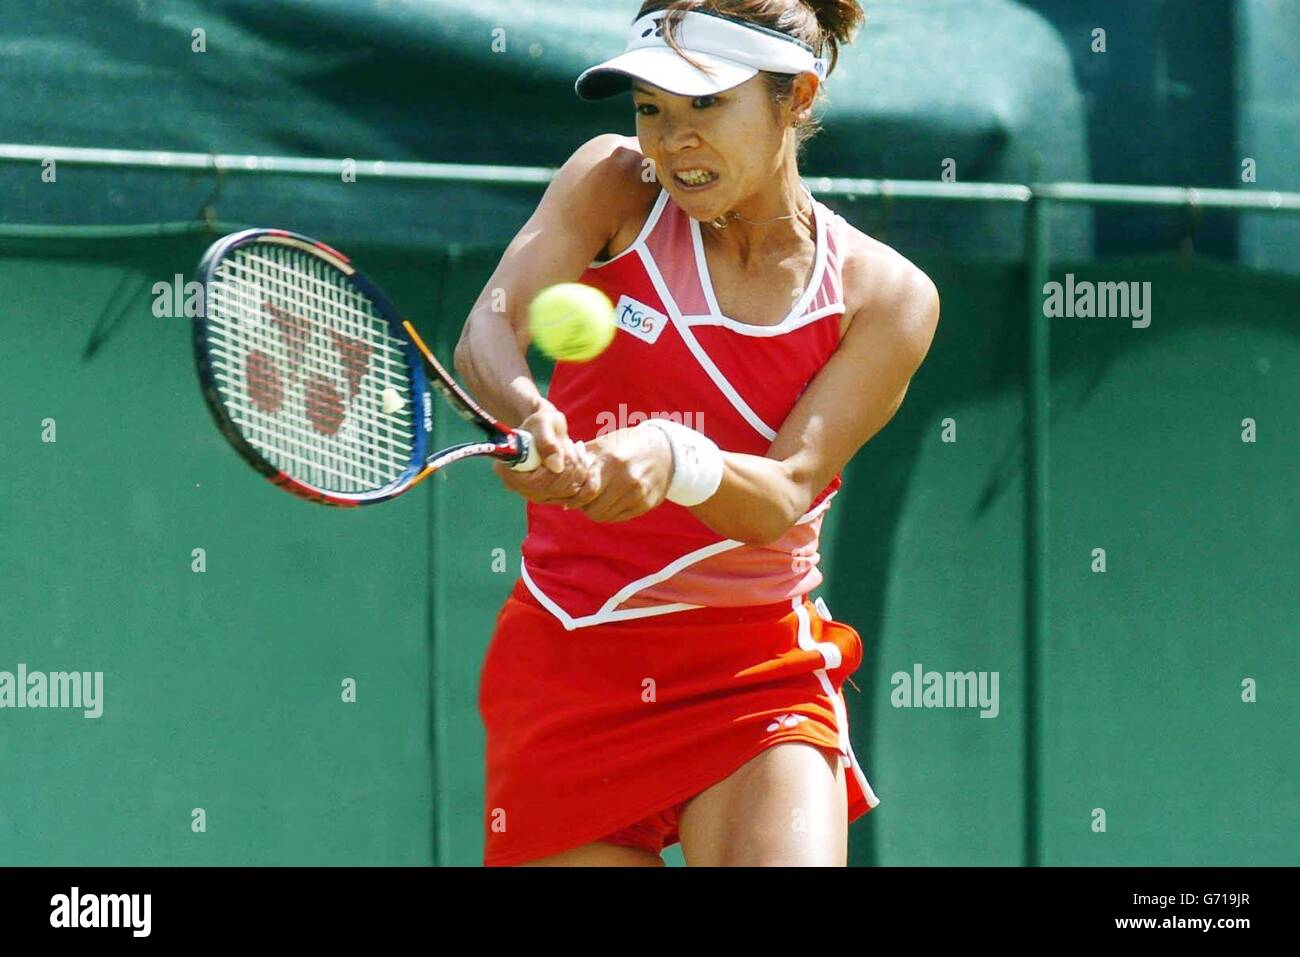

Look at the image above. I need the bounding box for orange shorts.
[478,580,879,866]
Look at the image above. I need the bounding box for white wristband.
[641,419,724,506]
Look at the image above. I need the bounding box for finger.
[565,439,591,484]
[565,453,603,508]
[493,459,581,503]
[566,440,594,489]
[552,437,581,475]
[539,446,590,498]
[528,464,586,501]
[530,416,571,473]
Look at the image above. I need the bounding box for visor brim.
[575,47,758,100]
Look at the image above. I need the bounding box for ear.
[788,72,820,126]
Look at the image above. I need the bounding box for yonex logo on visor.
[575,9,831,100]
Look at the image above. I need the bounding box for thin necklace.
[708,193,812,230]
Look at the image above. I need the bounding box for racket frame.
[194,228,531,507]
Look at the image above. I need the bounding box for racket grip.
[510,429,542,472]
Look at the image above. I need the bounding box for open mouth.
[674,169,719,189]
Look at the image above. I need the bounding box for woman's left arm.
[689,263,940,544]
[573,258,939,540]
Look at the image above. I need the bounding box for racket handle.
[509,429,542,472]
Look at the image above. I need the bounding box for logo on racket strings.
[243,300,376,436]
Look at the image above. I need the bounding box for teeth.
[676,169,715,186]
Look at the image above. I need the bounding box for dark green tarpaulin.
[1,0,1091,257]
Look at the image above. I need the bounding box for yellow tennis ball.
[528,283,616,362]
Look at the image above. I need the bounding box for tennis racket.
[193,228,539,507]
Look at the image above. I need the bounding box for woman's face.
[633,74,796,221]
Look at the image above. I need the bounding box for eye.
[634,102,658,116]
[692,95,718,109]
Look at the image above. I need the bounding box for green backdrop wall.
[2,226,1295,866]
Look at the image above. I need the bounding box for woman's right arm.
[454,134,654,480]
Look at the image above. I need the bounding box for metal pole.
[5,143,1300,211]
[1023,193,1051,867]
[0,143,557,187]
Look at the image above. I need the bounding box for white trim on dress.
[680,302,846,337]
[687,183,830,332]
[520,536,745,631]
[639,244,780,441]
[795,598,881,809]
[521,488,838,630]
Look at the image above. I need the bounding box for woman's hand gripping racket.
[193,228,540,506]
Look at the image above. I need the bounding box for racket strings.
[228,249,410,488]
[205,243,418,493]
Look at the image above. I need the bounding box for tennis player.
[455,0,938,866]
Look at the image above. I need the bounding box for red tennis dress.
[479,184,879,865]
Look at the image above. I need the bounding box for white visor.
[575,10,829,100]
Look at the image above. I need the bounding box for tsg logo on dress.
[613,295,668,346]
